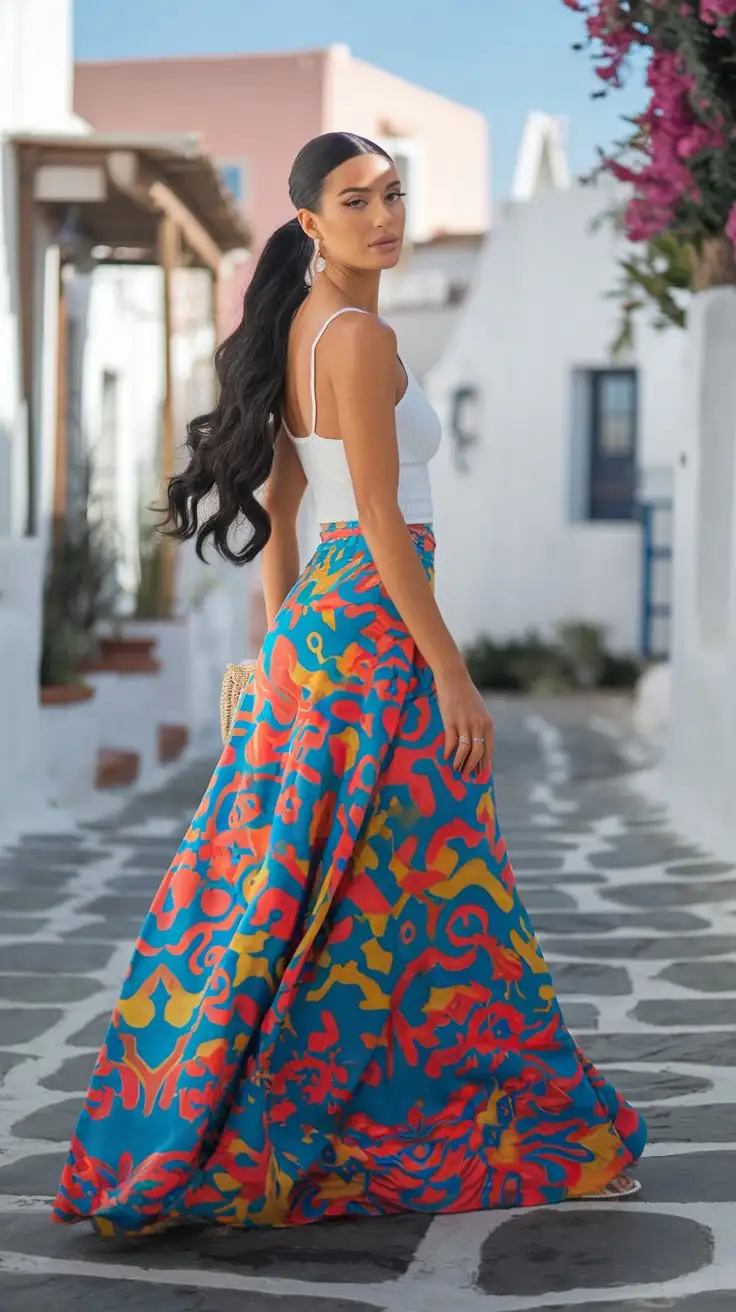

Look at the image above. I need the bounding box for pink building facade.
[74,44,489,259]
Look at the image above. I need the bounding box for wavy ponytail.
[163,133,393,564]
[164,219,312,563]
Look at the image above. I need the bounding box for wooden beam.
[210,264,221,404]
[53,267,68,533]
[158,214,178,617]
[17,148,37,536]
[149,179,223,273]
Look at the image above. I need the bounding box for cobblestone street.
[0,698,735,1310]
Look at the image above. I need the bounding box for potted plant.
[39,502,119,808]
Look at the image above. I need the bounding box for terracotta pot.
[86,635,161,675]
[692,235,736,292]
[40,683,95,707]
[95,748,140,790]
[83,654,161,676]
[100,635,157,662]
[158,723,189,764]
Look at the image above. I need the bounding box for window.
[587,369,638,521]
[218,159,249,207]
[449,385,480,474]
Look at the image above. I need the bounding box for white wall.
[0,0,78,134]
[0,538,44,838]
[77,266,164,588]
[0,140,26,538]
[428,177,686,653]
[0,0,79,841]
[666,287,736,856]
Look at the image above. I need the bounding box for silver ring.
[473,737,485,743]
[458,735,470,745]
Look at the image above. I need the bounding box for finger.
[465,721,491,775]
[467,722,490,775]
[444,722,456,760]
[453,729,472,772]
[464,740,485,777]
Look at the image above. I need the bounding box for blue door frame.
[639,498,673,660]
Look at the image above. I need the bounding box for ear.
[297,209,321,243]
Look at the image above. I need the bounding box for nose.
[374,199,394,227]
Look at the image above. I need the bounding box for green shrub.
[464,637,523,691]
[40,458,121,688]
[463,621,642,693]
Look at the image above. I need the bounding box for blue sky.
[73,0,646,200]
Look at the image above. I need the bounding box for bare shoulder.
[325,310,396,370]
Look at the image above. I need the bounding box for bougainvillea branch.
[565,0,736,299]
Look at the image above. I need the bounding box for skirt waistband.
[320,521,435,551]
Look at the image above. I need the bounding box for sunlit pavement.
[0,696,734,1311]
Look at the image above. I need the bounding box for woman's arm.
[261,432,307,627]
[329,315,494,776]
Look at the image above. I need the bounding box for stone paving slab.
[584,1031,736,1066]
[599,1069,713,1102]
[0,975,101,1004]
[40,1052,97,1093]
[0,916,50,936]
[0,1152,68,1195]
[476,1209,713,1297]
[633,1152,736,1202]
[0,1051,26,1082]
[632,998,736,1026]
[531,1296,736,1312]
[0,1211,431,1284]
[0,942,114,973]
[666,861,736,877]
[658,960,736,992]
[0,1009,64,1045]
[542,934,736,960]
[602,878,736,908]
[637,1103,736,1143]
[0,1275,381,1312]
[0,700,734,1310]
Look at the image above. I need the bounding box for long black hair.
[163,131,393,564]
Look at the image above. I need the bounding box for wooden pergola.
[12,131,251,605]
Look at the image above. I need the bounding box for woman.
[54,132,646,1235]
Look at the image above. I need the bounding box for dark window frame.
[588,367,638,522]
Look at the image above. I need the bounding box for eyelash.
[344,190,406,209]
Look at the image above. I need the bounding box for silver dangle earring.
[314,243,326,275]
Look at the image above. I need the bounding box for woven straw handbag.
[220,661,257,745]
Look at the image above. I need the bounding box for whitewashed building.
[0,0,252,842]
[0,0,86,838]
[665,286,736,856]
[429,114,685,657]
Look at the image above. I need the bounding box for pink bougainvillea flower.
[563,0,736,248]
[701,0,736,26]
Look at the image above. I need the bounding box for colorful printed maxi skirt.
[54,523,646,1233]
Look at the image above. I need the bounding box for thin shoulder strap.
[310,307,367,433]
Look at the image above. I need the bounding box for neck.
[321,265,381,313]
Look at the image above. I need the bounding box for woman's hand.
[435,668,495,777]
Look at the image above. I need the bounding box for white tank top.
[284,307,442,525]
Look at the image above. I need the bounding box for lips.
[369,236,400,249]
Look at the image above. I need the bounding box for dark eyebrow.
[337,177,402,197]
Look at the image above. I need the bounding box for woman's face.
[300,153,406,272]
